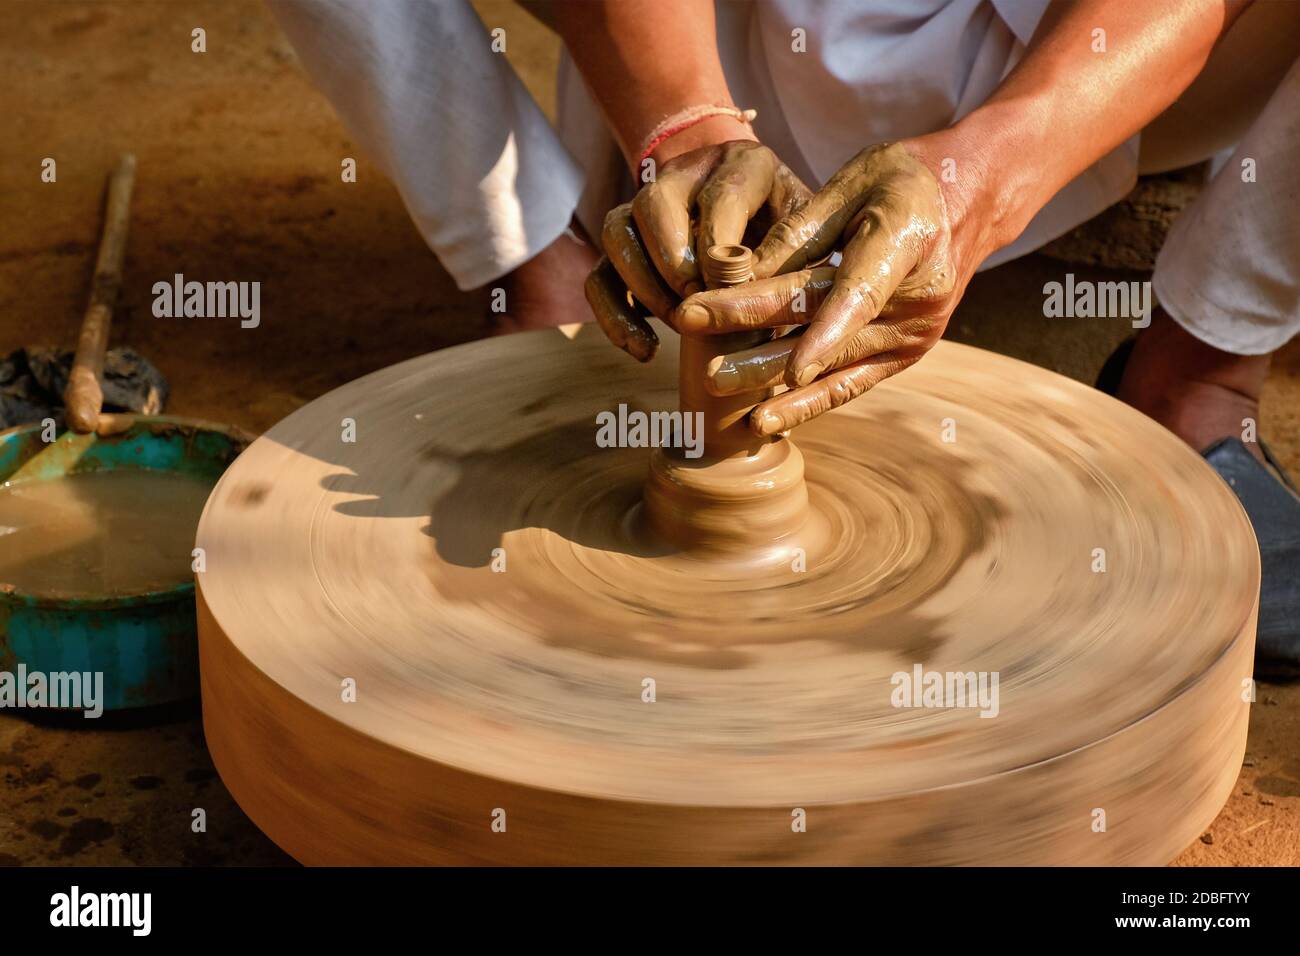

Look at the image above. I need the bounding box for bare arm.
[931,0,1251,254]
[546,0,754,167]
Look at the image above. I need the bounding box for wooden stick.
[64,154,137,434]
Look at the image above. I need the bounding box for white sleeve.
[267,0,585,290]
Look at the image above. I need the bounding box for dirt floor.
[0,0,1297,866]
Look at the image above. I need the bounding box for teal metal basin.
[0,416,252,710]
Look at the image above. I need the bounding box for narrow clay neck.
[679,245,770,460]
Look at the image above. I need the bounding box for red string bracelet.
[635,105,758,172]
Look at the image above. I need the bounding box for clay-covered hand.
[673,142,958,436]
[584,141,812,362]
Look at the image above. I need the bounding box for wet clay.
[197,325,1257,865]
[683,243,770,456]
[0,470,212,598]
[644,244,810,553]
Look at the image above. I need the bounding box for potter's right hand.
[584,141,811,362]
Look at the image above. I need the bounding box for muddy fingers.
[584,256,659,362]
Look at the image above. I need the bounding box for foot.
[1116,307,1270,462]
[487,221,598,336]
[1116,307,1299,674]
[1202,437,1300,677]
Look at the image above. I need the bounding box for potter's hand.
[585,141,811,362]
[674,142,958,436]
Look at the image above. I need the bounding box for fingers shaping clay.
[198,321,1256,864]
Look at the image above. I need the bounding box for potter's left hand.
[672,142,965,436]
[585,140,812,362]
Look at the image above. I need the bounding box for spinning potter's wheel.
[198,323,1257,865]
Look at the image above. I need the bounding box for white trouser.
[1151,56,1300,354]
[266,0,584,291]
